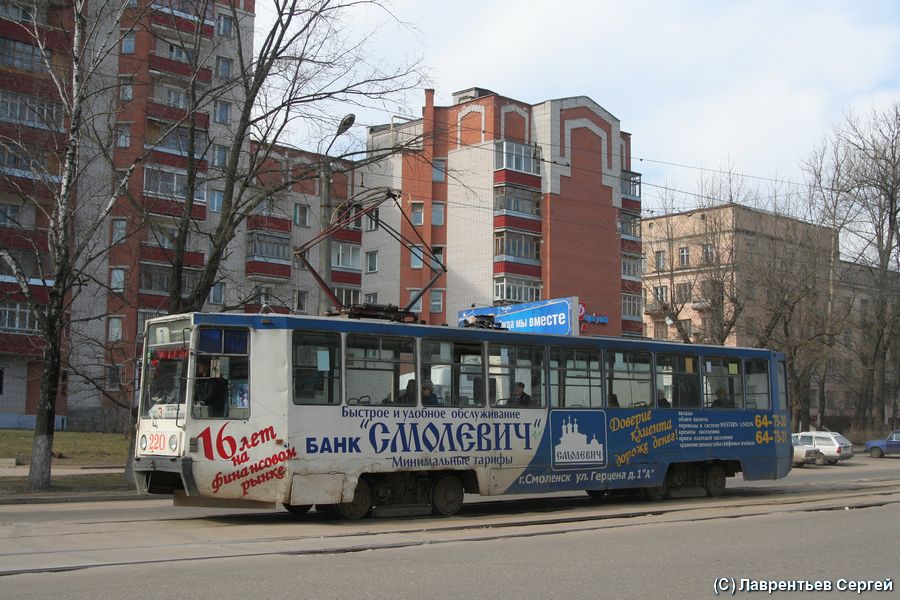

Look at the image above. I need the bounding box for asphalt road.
[0,456,898,600]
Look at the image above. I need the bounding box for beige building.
[641,203,899,430]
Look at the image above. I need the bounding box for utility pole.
[317,113,355,315]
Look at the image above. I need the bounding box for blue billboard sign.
[457,297,579,336]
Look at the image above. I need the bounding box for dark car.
[865,430,900,458]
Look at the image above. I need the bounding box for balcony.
[148,54,212,84]
[621,170,641,200]
[146,100,209,130]
[149,3,215,39]
[644,300,666,315]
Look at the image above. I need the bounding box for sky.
[258,1,900,214]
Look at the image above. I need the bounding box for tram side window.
[192,328,250,420]
[606,351,652,408]
[745,359,770,409]
[777,361,788,411]
[292,331,341,405]
[703,357,744,409]
[346,335,416,406]
[549,347,603,408]
[489,344,544,408]
[421,340,484,407]
[656,354,700,409]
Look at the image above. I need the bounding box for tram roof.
[149,312,783,359]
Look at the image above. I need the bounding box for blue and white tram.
[133,313,792,518]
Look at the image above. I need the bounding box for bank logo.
[551,410,607,470]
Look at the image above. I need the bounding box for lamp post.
[317,113,355,315]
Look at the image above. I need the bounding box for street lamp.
[318,114,355,315]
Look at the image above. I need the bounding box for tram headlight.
[168,435,178,451]
[139,435,147,451]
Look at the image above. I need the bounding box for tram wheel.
[335,479,372,520]
[283,503,312,516]
[430,474,464,516]
[586,490,606,500]
[643,484,667,501]
[704,465,727,497]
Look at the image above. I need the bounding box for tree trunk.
[28,308,62,491]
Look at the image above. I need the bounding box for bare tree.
[0,0,150,489]
[807,105,900,431]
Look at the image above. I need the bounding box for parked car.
[865,430,900,458]
[791,434,823,467]
[796,431,854,465]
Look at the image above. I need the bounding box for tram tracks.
[2,480,900,577]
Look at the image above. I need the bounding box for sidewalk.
[0,464,151,505]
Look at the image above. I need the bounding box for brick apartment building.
[362,87,643,336]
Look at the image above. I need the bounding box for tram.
[133,312,791,518]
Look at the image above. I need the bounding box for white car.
[791,434,824,467]
[795,431,854,465]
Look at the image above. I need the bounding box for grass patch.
[0,473,135,496]
[0,430,130,466]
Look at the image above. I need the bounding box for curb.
[0,492,166,505]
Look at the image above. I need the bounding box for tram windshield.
[141,319,191,418]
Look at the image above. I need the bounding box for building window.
[108,317,123,342]
[0,90,64,130]
[214,100,230,124]
[119,77,133,102]
[0,202,20,227]
[166,42,192,63]
[702,243,716,264]
[121,31,135,54]
[295,289,308,312]
[622,254,642,279]
[0,301,39,333]
[679,246,690,267]
[0,37,48,72]
[494,140,541,175]
[365,208,379,231]
[217,14,234,38]
[494,186,540,216]
[165,87,188,109]
[409,245,424,269]
[215,56,232,78]
[430,290,443,313]
[116,124,131,148]
[331,242,361,270]
[364,292,377,304]
[407,289,422,313]
[653,321,668,340]
[411,202,424,226]
[494,276,541,303]
[431,246,444,270]
[208,282,224,305]
[110,268,125,292]
[620,212,640,238]
[678,319,692,338]
[248,232,291,261]
[653,285,668,303]
[654,250,666,270]
[366,250,378,273]
[208,189,223,212]
[432,203,445,226]
[143,165,206,202]
[675,283,692,303]
[213,144,228,167]
[432,158,446,182]
[621,292,642,318]
[111,218,127,244]
[105,365,122,390]
[333,287,360,307]
[293,203,309,227]
[494,231,540,260]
